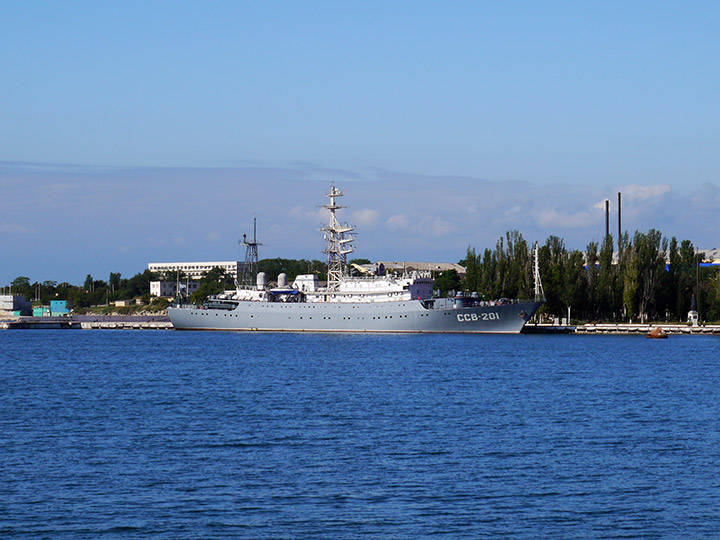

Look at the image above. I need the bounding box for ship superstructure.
[168,186,543,333]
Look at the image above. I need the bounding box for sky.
[1,1,719,285]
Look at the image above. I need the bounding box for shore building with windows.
[148,261,242,280]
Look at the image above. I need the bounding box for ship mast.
[321,185,355,291]
[239,217,262,288]
[534,242,545,301]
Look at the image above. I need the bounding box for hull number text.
[457,312,500,322]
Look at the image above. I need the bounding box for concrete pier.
[524,323,720,335]
[1,315,173,330]
[575,323,720,335]
[79,320,173,330]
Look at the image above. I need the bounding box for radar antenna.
[239,217,262,288]
[321,185,356,291]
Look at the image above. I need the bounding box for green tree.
[10,276,32,299]
[584,241,599,319]
[707,268,720,321]
[597,235,616,320]
[663,237,681,319]
[462,247,480,293]
[478,248,496,299]
[39,281,58,304]
[677,240,696,317]
[109,272,121,292]
[561,250,586,321]
[616,232,632,319]
[191,281,225,304]
[623,253,639,321]
[538,235,567,317]
[631,229,666,322]
[190,266,233,303]
[116,269,158,300]
[433,270,461,296]
[55,283,72,301]
[505,230,531,299]
[257,258,328,283]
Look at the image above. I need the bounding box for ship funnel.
[256,272,266,291]
[278,273,287,287]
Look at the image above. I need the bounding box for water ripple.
[1,331,719,538]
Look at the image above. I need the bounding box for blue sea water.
[1,330,719,539]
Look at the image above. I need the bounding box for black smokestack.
[605,199,610,239]
[618,192,622,248]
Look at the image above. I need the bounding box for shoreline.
[2,316,718,334]
[525,323,720,335]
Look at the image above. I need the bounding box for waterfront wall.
[525,323,720,335]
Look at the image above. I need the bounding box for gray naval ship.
[168,186,543,333]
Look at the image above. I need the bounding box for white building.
[150,280,201,298]
[148,261,242,280]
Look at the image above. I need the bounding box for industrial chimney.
[617,192,622,248]
[605,199,610,239]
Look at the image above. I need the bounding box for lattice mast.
[239,217,262,288]
[534,242,545,301]
[321,186,355,291]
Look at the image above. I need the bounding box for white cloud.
[593,199,609,210]
[536,209,594,229]
[504,205,523,218]
[427,217,455,237]
[206,231,220,241]
[387,214,410,230]
[351,209,379,226]
[289,205,305,218]
[289,205,328,222]
[618,184,671,201]
[384,214,455,237]
[173,236,186,246]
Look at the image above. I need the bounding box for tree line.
[4,258,330,310]
[7,270,161,310]
[450,229,720,323]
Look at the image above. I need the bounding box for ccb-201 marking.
[456,312,500,322]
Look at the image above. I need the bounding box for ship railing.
[203,300,238,310]
[171,295,198,309]
[425,297,534,310]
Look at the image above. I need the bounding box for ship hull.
[168,300,543,334]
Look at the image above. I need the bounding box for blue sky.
[1,1,719,284]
